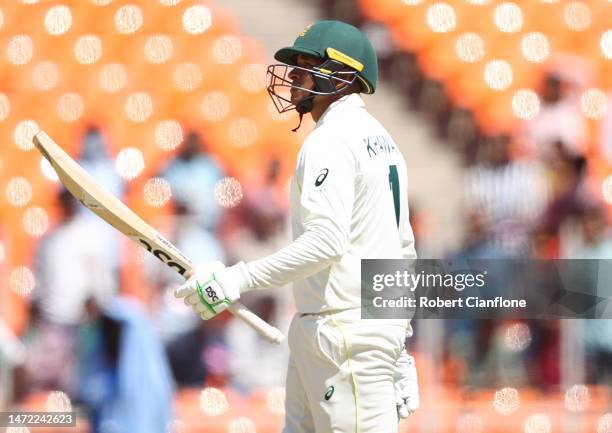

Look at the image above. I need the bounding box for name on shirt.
[364,135,398,158]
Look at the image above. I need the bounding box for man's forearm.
[228,225,346,292]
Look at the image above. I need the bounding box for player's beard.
[291,83,316,114]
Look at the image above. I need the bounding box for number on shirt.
[388,164,400,228]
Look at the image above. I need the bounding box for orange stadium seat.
[0,0,301,331]
[358,0,612,186]
[357,0,405,25]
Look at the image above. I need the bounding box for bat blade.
[34,131,193,277]
[33,130,284,344]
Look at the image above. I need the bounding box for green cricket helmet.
[267,20,378,116]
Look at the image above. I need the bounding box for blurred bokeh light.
[125,92,154,123]
[7,35,33,65]
[484,60,513,91]
[456,414,484,433]
[155,120,184,151]
[228,417,257,433]
[99,63,128,93]
[565,384,590,412]
[493,387,520,415]
[215,177,243,208]
[494,2,523,33]
[521,32,550,63]
[22,206,49,238]
[266,387,285,414]
[115,4,143,34]
[9,266,36,296]
[212,35,243,64]
[512,89,540,120]
[45,390,72,412]
[455,33,485,63]
[599,414,612,433]
[45,5,72,35]
[57,93,85,123]
[524,413,551,433]
[426,3,456,33]
[144,177,172,207]
[182,5,212,34]
[173,62,203,91]
[581,88,607,119]
[14,120,40,151]
[115,147,145,180]
[32,61,60,91]
[6,177,33,208]
[199,387,229,416]
[201,91,230,121]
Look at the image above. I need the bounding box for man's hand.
[394,349,419,419]
[175,261,241,320]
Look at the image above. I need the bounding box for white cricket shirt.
[232,93,416,313]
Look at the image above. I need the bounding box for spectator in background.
[536,142,588,257]
[35,190,118,325]
[78,296,174,433]
[572,204,612,258]
[361,22,394,78]
[571,205,612,385]
[151,200,226,387]
[226,296,289,393]
[221,159,293,362]
[162,132,224,231]
[150,134,228,388]
[524,72,587,159]
[529,320,561,389]
[77,128,123,274]
[223,159,288,259]
[220,159,291,392]
[30,189,118,396]
[0,318,26,406]
[79,127,123,201]
[464,135,549,254]
[446,212,518,390]
[146,199,226,292]
[453,212,512,259]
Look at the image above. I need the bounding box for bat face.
[33,130,194,279]
[138,236,189,276]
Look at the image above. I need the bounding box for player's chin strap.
[291,95,315,132]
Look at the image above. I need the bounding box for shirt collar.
[315,93,365,128]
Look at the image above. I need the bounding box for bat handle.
[229,302,285,344]
[183,269,284,344]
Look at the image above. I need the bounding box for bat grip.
[228,302,285,344]
[183,269,283,344]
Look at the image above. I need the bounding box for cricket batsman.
[176,20,419,432]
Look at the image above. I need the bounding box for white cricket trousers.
[283,309,408,433]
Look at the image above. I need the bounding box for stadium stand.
[0,0,301,330]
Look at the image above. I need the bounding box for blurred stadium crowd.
[0,0,611,432]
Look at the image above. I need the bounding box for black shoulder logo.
[315,168,329,187]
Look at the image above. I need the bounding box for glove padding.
[175,261,241,320]
[393,349,419,419]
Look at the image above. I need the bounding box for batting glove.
[394,349,419,419]
[175,261,248,320]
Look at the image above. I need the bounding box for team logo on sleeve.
[315,168,329,187]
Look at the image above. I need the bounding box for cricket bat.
[33,130,284,344]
